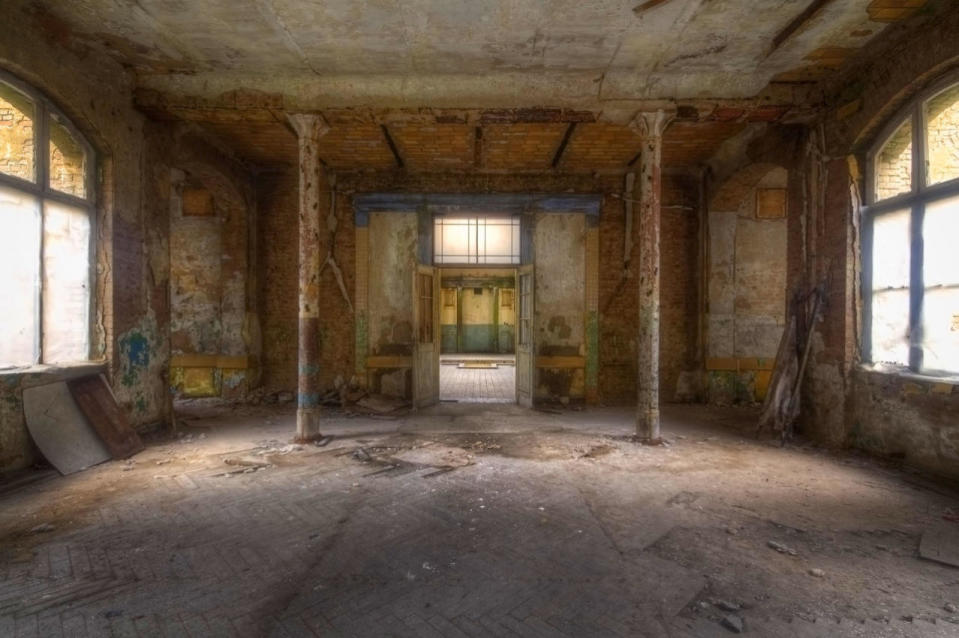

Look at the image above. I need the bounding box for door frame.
[515,264,534,407]
[412,263,440,408]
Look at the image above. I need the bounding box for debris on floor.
[767,539,799,556]
[919,521,959,567]
[355,394,410,414]
[720,613,744,633]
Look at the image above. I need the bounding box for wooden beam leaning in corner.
[67,374,144,459]
[551,122,577,169]
[770,0,837,53]
[381,124,404,169]
[473,126,483,169]
[287,113,331,442]
[632,0,673,14]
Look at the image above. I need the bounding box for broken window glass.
[925,83,959,188]
[921,194,959,373]
[0,184,40,366]
[875,119,912,201]
[48,114,87,199]
[870,209,911,366]
[0,82,35,183]
[42,199,90,363]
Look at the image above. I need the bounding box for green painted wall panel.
[497,326,515,354]
[441,325,458,353]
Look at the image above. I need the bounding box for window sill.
[858,363,959,387]
[0,361,107,388]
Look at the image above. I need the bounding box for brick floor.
[440,356,515,403]
[1,405,958,637]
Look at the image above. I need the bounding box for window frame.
[432,214,522,266]
[0,68,97,366]
[864,71,959,376]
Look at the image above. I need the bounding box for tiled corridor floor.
[1,403,958,637]
[439,355,515,403]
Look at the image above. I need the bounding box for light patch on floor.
[440,354,515,403]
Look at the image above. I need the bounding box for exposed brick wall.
[0,100,33,181]
[805,5,959,479]
[0,6,173,472]
[256,170,700,406]
[875,121,912,200]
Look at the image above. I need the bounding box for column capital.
[629,109,675,140]
[286,113,330,141]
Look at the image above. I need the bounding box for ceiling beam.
[770,0,837,53]
[473,127,484,169]
[551,123,577,169]
[380,124,404,169]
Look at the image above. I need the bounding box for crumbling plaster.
[803,4,959,480]
[0,13,166,472]
[23,0,916,109]
[256,171,699,405]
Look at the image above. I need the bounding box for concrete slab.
[22,381,111,475]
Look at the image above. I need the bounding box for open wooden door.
[413,264,440,408]
[516,264,534,407]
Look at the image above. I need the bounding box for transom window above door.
[433,216,520,265]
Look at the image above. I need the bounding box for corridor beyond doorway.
[439,354,515,403]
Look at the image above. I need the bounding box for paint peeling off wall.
[534,213,586,400]
[168,153,257,399]
[367,211,417,398]
[115,318,164,418]
[0,9,179,471]
[707,165,788,405]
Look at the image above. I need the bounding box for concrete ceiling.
[26,0,929,108]
[20,0,933,170]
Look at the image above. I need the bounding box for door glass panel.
[0,185,40,366]
[870,209,910,365]
[921,194,959,372]
[0,81,35,183]
[519,273,531,346]
[49,114,87,199]
[42,199,90,362]
[925,83,959,187]
[418,273,433,343]
[875,119,912,201]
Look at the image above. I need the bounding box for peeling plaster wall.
[707,166,788,404]
[534,213,586,400]
[169,137,258,399]
[798,4,959,480]
[0,8,171,472]
[256,171,699,407]
[367,212,417,398]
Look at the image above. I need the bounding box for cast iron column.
[631,110,673,443]
[288,114,329,441]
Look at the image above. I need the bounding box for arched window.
[0,71,94,367]
[865,76,959,376]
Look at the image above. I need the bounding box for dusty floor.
[439,355,515,403]
[1,403,958,637]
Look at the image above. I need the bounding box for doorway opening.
[437,268,516,403]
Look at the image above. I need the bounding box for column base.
[296,407,323,441]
